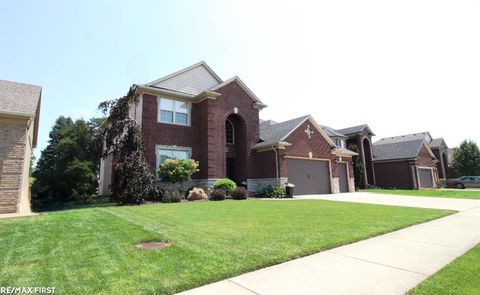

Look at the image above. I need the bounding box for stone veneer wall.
[330,178,340,194]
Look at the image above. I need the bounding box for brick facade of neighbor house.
[373,133,439,190]
[0,80,41,215]
[99,62,357,195]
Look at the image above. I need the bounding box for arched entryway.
[363,137,375,186]
[225,114,247,184]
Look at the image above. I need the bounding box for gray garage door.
[418,168,434,188]
[338,163,349,193]
[287,159,331,195]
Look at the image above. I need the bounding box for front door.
[226,158,234,181]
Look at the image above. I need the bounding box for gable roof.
[145,61,222,96]
[142,61,266,108]
[336,124,375,136]
[375,132,433,145]
[373,138,436,162]
[210,76,267,108]
[322,125,347,138]
[257,115,310,148]
[0,79,42,147]
[0,79,41,117]
[430,138,448,149]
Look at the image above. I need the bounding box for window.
[335,139,346,149]
[156,147,190,169]
[158,97,189,125]
[226,120,234,144]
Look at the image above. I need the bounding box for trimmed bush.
[213,178,237,195]
[209,188,226,201]
[261,185,286,198]
[158,159,199,184]
[187,187,208,201]
[231,187,249,200]
[161,189,182,203]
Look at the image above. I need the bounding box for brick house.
[99,62,357,195]
[335,124,376,188]
[372,132,440,189]
[0,80,41,214]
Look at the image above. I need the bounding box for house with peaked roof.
[99,62,357,195]
[0,79,41,214]
[372,132,440,189]
[335,124,376,188]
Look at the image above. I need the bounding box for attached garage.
[287,158,331,195]
[418,168,434,189]
[338,162,349,193]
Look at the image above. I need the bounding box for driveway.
[178,192,480,295]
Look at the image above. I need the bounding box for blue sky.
[1,0,479,160]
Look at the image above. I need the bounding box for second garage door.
[418,168,434,188]
[287,158,331,195]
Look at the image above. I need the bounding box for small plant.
[209,188,226,201]
[231,187,249,200]
[261,185,286,198]
[161,188,182,203]
[213,178,237,195]
[187,187,208,201]
[158,159,199,185]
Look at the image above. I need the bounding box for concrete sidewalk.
[178,193,480,295]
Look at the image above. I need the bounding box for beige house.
[0,80,41,215]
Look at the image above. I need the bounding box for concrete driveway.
[178,192,480,295]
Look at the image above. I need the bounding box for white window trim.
[157,96,191,126]
[226,119,235,144]
[155,145,192,179]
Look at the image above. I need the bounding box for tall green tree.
[32,116,103,202]
[453,140,480,176]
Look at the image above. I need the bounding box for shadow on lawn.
[32,196,116,212]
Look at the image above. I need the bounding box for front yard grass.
[0,200,453,294]
[408,243,480,295]
[364,189,480,200]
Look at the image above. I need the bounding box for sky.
[1,0,479,161]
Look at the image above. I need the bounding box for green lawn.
[364,189,480,200]
[408,243,480,295]
[0,200,453,294]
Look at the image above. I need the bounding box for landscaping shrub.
[231,187,249,200]
[187,187,208,201]
[213,178,237,195]
[209,188,226,201]
[158,158,199,184]
[261,185,286,198]
[161,189,182,203]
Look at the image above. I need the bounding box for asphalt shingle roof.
[256,115,309,148]
[373,139,425,161]
[429,138,446,149]
[0,79,41,116]
[321,125,347,138]
[336,124,368,135]
[376,132,429,145]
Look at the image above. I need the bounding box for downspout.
[272,145,279,184]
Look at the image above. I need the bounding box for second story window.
[158,97,189,125]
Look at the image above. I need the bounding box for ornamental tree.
[98,85,158,204]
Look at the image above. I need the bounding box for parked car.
[447,176,480,189]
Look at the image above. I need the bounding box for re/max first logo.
[0,287,55,294]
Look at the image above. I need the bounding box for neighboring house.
[335,124,376,188]
[99,62,357,195]
[429,138,449,179]
[0,80,41,214]
[372,132,440,189]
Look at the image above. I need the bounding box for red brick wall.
[374,161,413,189]
[283,119,338,176]
[141,81,260,182]
[416,144,436,168]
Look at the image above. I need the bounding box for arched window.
[226,120,234,144]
